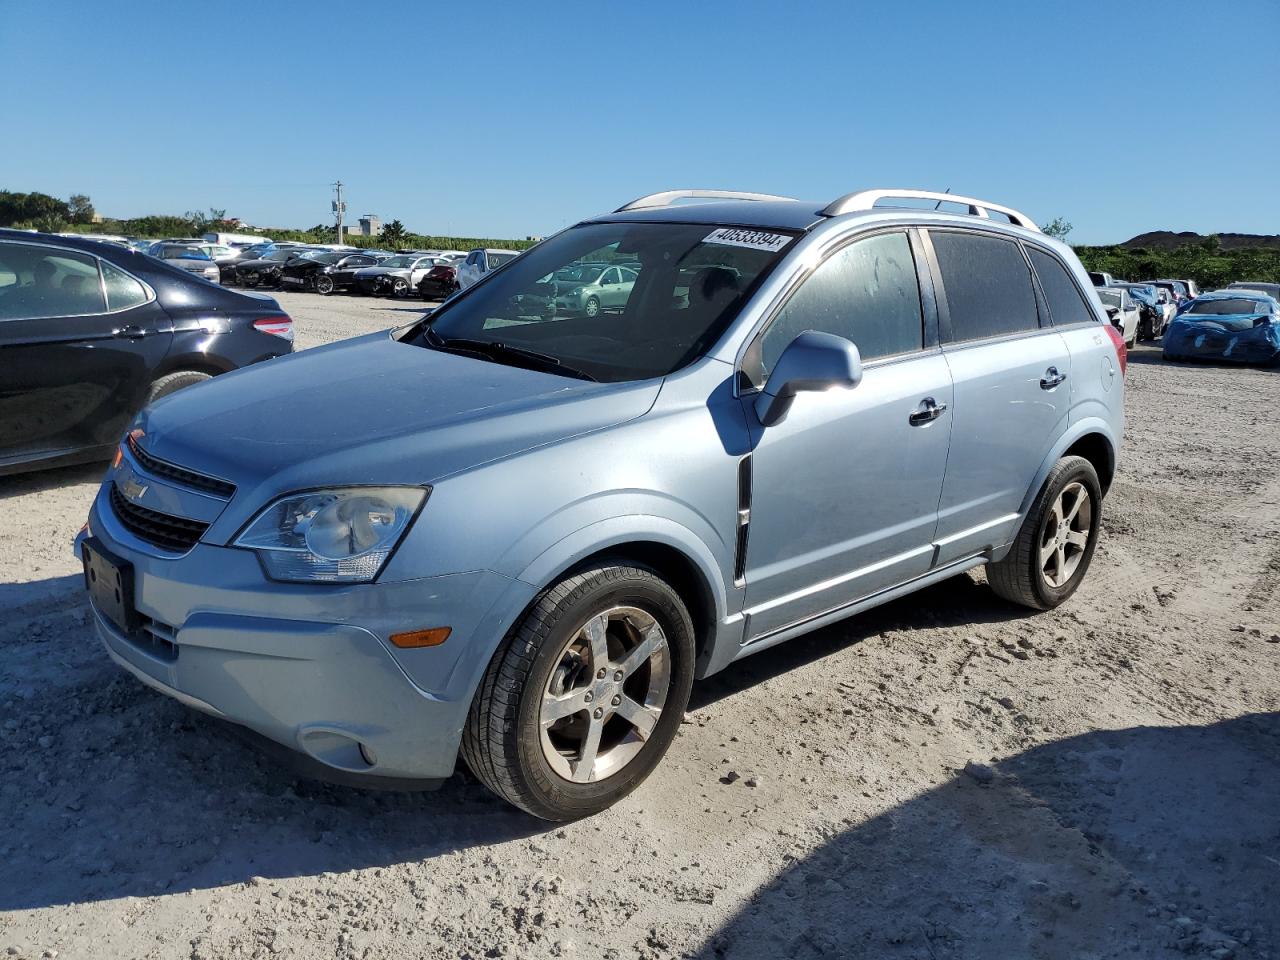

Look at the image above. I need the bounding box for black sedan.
[233,248,314,288]
[279,251,383,294]
[0,229,294,476]
[218,242,273,283]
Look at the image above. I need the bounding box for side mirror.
[754,330,862,427]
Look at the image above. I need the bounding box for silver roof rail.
[819,189,1040,232]
[615,189,797,213]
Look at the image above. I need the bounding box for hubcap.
[1039,481,1092,588]
[539,606,670,784]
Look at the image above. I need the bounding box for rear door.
[925,229,1072,566]
[741,229,954,641]
[0,241,172,467]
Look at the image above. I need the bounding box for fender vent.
[733,455,752,585]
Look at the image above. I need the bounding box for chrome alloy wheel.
[539,606,671,784]
[1039,481,1092,588]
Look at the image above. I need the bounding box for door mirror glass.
[754,330,862,427]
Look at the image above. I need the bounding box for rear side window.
[1028,248,1095,327]
[931,232,1039,341]
[0,243,106,320]
[760,231,923,375]
[102,261,150,311]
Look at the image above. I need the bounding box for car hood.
[1173,313,1269,333]
[133,332,661,496]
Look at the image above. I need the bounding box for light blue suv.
[77,188,1126,819]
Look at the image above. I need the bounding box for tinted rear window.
[931,232,1039,341]
[1187,298,1270,316]
[1028,248,1095,326]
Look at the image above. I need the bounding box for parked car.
[353,254,443,297]
[1095,286,1140,347]
[1087,271,1116,286]
[456,248,519,290]
[416,262,460,300]
[74,188,1123,820]
[214,243,272,283]
[279,250,384,294]
[1143,279,1189,304]
[1226,281,1280,302]
[1159,278,1200,300]
[1163,290,1280,365]
[150,244,222,284]
[1111,282,1166,340]
[233,248,315,288]
[0,229,293,476]
[553,262,639,317]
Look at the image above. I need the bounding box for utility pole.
[332,181,346,245]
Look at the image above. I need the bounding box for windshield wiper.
[424,328,597,382]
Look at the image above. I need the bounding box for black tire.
[314,275,335,295]
[147,370,212,404]
[584,296,600,319]
[461,563,695,821]
[1137,316,1152,342]
[987,455,1102,611]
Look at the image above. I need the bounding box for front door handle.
[908,397,948,426]
[113,324,148,339]
[1040,366,1067,389]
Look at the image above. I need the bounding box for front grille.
[128,435,235,498]
[109,485,209,552]
[134,615,179,661]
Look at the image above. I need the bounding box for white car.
[1095,286,1140,347]
[456,247,519,290]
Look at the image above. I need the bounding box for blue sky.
[3,0,1276,243]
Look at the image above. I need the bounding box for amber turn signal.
[390,627,452,648]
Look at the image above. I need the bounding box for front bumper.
[78,482,536,781]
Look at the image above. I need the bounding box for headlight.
[234,487,428,583]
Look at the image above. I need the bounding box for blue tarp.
[1163,313,1280,365]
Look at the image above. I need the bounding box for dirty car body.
[1163,291,1280,365]
[77,189,1125,817]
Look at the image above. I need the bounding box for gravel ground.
[1,291,1277,960]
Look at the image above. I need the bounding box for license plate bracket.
[82,537,138,635]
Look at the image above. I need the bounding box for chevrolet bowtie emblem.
[118,471,148,503]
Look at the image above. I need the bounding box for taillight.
[253,315,294,342]
[1103,322,1126,375]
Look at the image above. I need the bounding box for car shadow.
[691,571,1023,710]
[693,712,1280,959]
[0,459,104,499]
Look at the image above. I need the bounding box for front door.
[740,230,953,642]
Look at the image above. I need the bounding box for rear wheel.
[461,563,695,820]
[146,370,212,404]
[314,275,335,295]
[987,456,1102,610]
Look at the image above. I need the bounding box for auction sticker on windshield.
[702,228,791,252]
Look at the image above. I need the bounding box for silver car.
[78,188,1125,820]
[553,262,638,317]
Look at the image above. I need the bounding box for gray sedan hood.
[134,331,659,496]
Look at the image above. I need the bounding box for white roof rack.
[615,189,797,212]
[819,189,1040,232]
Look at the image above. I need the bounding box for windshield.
[160,246,210,260]
[302,252,344,264]
[1187,297,1270,316]
[409,221,797,382]
[380,256,415,268]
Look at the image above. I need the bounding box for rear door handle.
[908,397,948,426]
[113,324,148,339]
[1040,367,1067,389]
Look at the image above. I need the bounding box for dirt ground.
[1,291,1277,960]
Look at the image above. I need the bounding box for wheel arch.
[1019,419,1118,521]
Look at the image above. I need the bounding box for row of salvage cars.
[1091,271,1280,365]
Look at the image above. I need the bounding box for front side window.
[758,231,924,377]
[931,231,1039,341]
[409,221,797,382]
[1028,248,1095,326]
[0,243,107,320]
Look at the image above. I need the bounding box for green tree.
[1042,217,1073,241]
[0,190,70,226]
[67,193,95,223]
[381,219,407,246]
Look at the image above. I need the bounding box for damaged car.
[1163,290,1280,365]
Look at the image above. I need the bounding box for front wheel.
[987,455,1102,611]
[461,563,695,820]
[314,275,335,295]
[390,278,409,298]
[583,296,600,319]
